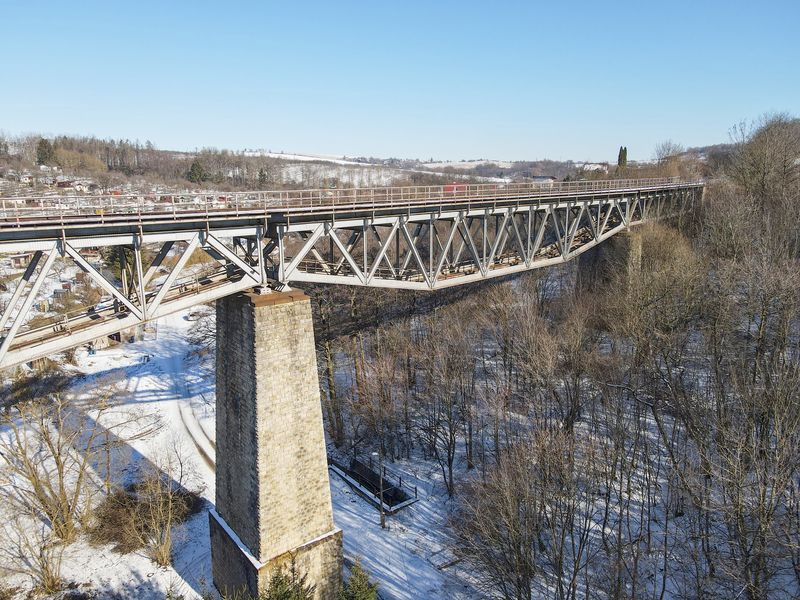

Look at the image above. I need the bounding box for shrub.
[89,476,203,565]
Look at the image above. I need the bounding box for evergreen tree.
[36,138,55,165]
[258,168,269,188]
[617,145,628,170]
[187,160,206,183]
[338,561,378,600]
[100,246,128,282]
[259,559,315,600]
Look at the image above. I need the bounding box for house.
[576,162,610,174]
[82,248,102,262]
[9,253,33,269]
[72,179,93,193]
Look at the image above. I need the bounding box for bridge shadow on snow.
[81,411,215,598]
[72,348,214,410]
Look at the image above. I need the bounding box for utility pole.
[372,450,386,528]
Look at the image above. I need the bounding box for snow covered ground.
[421,160,517,171]
[1,311,482,598]
[236,150,509,186]
[274,161,508,187]
[0,257,82,327]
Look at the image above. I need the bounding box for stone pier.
[577,230,643,290]
[210,291,342,599]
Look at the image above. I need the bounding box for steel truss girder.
[275,189,688,290]
[0,186,698,370]
[0,231,270,369]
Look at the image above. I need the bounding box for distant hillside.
[685,143,735,170]
[0,131,720,200]
[415,159,579,180]
[0,134,505,197]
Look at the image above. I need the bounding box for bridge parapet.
[0,177,698,232]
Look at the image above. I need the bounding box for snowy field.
[1,311,482,599]
[275,160,508,187]
[421,160,517,171]
[238,151,509,186]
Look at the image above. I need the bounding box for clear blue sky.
[1,0,798,162]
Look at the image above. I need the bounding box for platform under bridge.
[0,177,702,369]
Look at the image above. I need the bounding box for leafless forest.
[311,115,800,600]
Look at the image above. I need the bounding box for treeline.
[1,132,285,187]
[436,159,579,180]
[0,133,485,192]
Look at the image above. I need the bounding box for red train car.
[443,182,468,193]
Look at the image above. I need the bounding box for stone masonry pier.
[210,291,342,599]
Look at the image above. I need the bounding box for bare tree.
[415,310,475,496]
[728,113,800,202]
[0,394,108,542]
[131,440,203,567]
[1,516,65,595]
[454,440,545,600]
[319,338,346,448]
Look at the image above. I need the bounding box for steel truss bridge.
[0,177,702,369]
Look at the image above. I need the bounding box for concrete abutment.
[211,290,342,599]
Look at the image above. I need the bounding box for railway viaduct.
[0,177,703,598]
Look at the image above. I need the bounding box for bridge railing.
[0,177,699,225]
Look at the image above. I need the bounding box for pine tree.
[258,168,268,188]
[338,561,378,600]
[617,145,628,170]
[187,160,206,184]
[260,559,315,600]
[36,138,55,165]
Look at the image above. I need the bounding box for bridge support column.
[578,230,642,290]
[210,291,342,599]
